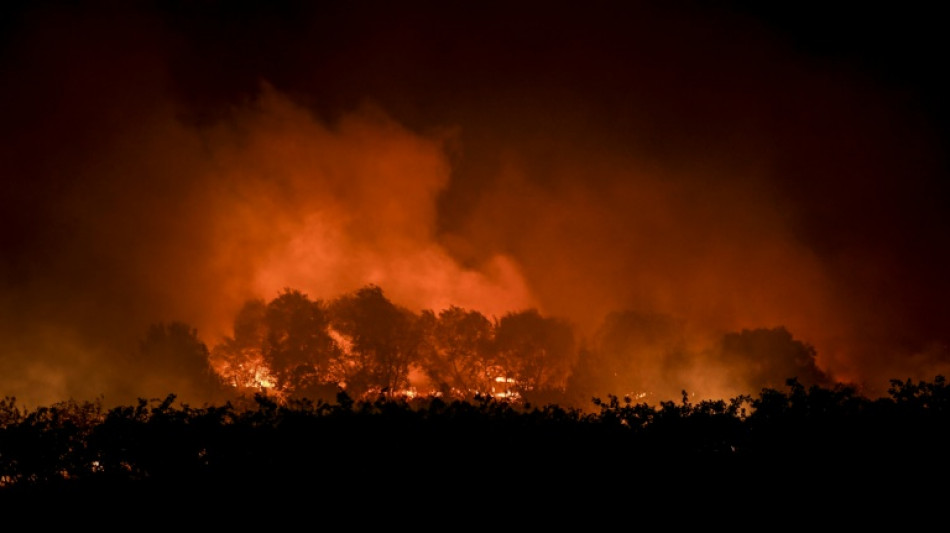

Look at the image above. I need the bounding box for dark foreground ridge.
[2,377,949,522]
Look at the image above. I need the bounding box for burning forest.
[118,283,840,411]
[2,1,950,516]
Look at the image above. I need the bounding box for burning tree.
[262,288,340,398]
[210,290,342,401]
[211,298,275,393]
[417,306,497,400]
[493,309,576,402]
[327,285,424,399]
[209,286,582,404]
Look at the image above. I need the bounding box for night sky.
[2,1,948,407]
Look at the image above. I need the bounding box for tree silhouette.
[1,375,949,516]
[328,285,423,399]
[135,321,228,405]
[417,306,496,400]
[262,288,340,399]
[211,292,342,402]
[493,309,575,402]
[210,298,270,391]
[717,326,832,393]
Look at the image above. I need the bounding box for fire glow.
[1,2,948,409]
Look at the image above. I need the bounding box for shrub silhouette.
[2,376,949,514]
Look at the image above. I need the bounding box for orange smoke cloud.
[444,146,853,402]
[199,87,535,336]
[0,75,537,407]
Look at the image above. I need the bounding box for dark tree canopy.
[141,285,851,410]
[718,326,832,392]
[262,288,338,392]
[418,305,496,399]
[494,309,576,400]
[134,321,228,405]
[327,285,422,398]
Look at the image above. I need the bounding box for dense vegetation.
[126,284,836,412]
[2,375,949,517]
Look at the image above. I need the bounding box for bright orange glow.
[2,2,948,410]
[200,88,537,343]
[209,348,276,391]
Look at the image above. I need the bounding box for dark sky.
[2,0,948,406]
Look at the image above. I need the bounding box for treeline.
[2,376,949,504]
[130,284,833,409]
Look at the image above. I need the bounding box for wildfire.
[209,348,276,391]
[492,376,520,400]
